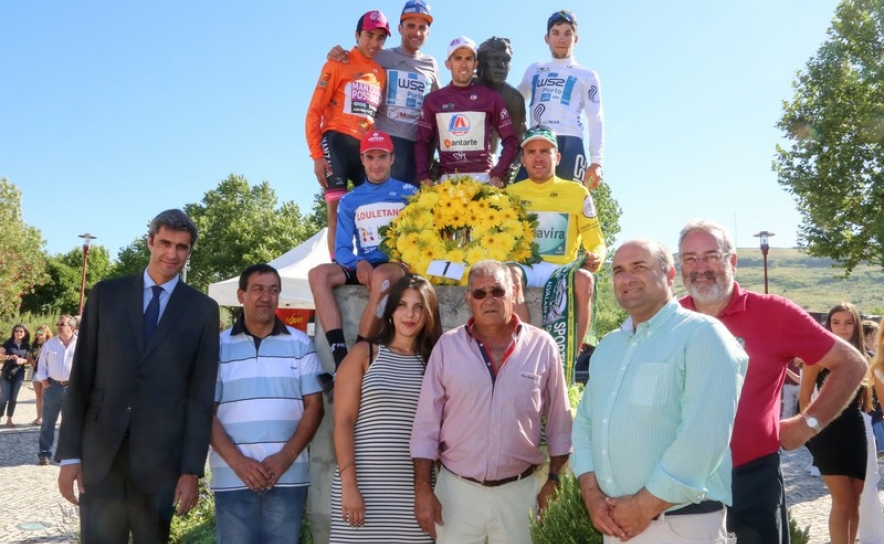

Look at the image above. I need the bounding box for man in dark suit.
[57,209,220,543]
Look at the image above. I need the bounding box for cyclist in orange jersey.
[306,10,389,257]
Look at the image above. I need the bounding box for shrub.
[529,475,811,544]
[529,474,602,544]
[788,509,811,544]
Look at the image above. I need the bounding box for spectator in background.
[781,358,802,419]
[36,315,78,465]
[0,324,31,428]
[28,324,52,426]
[801,302,870,544]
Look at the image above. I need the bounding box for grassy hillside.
[671,248,884,315]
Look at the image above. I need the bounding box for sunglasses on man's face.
[470,286,507,300]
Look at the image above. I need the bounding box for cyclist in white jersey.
[517,10,605,189]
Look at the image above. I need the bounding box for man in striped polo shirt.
[210,264,324,544]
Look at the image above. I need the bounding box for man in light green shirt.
[572,239,747,543]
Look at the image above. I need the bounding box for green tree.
[0,178,47,317]
[587,182,625,337]
[774,0,884,274]
[183,174,319,291]
[21,245,112,315]
[110,236,150,279]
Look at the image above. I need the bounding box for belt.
[445,465,536,487]
[47,377,69,386]
[655,500,724,519]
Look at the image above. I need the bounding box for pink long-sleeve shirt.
[410,319,572,482]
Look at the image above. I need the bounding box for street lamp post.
[78,233,97,316]
[753,231,775,294]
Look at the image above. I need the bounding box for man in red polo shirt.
[677,219,867,544]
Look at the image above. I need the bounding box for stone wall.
[306,284,544,544]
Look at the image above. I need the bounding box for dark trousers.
[727,452,790,544]
[80,436,176,544]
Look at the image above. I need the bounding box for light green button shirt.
[572,299,748,508]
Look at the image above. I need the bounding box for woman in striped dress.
[331,274,442,543]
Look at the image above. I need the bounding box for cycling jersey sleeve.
[305,60,341,159]
[334,195,360,269]
[583,71,604,166]
[415,99,437,181]
[577,191,607,261]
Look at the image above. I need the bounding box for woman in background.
[0,324,31,428]
[801,303,870,544]
[330,274,441,543]
[28,325,52,426]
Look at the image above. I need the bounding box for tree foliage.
[774,0,884,273]
[21,245,112,315]
[183,174,319,291]
[109,175,320,292]
[0,178,47,317]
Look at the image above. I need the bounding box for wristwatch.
[547,472,560,483]
[801,412,822,434]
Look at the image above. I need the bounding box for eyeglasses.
[470,286,507,300]
[56,322,70,327]
[681,251,729,267]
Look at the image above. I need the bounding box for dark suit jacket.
[57,273,220,494]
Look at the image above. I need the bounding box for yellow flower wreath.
[379,176,541,285]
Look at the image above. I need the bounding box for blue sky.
[1,1,839,258]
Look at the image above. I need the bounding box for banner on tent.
[276,309,315,335]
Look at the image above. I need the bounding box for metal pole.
[753,231,775,295]
[762,249,769,294]
[77,233,97,315]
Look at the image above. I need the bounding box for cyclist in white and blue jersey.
[517,10,605,189]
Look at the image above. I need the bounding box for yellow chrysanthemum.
[379,177,539,284]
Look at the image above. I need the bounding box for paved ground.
[2,384,881,543]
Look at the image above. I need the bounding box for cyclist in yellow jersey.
[506,125,606,350]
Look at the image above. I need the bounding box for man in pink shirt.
[410,260,572,544]
[678,219,866,544]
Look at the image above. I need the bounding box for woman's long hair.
[826,302,872,411]
[372,274,442,363]
[33,325,52,345]
[7,323,31,347]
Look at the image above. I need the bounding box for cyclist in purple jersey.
[415,36,518,187]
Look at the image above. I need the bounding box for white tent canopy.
[207,228,328,309]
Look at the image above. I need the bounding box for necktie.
[144,285,163,344]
